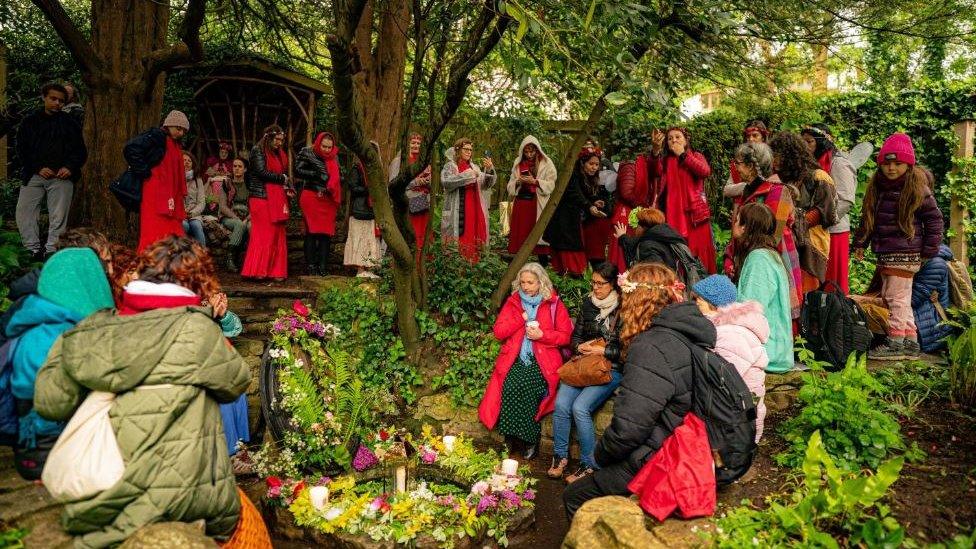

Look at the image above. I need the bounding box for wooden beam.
[952,119,974,266]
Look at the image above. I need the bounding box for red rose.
[266,476,283,489]
[293,299,310,317]
[379,429,390,441]
[292,480,307,499]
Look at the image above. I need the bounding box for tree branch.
[144,0,208,91]
[31,0,102,76]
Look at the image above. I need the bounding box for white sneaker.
[356,271,380,279]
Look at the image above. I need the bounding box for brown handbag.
[558,338,613,387]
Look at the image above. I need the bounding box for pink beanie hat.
[877,133,916,166]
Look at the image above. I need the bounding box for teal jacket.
[738,249,794,373]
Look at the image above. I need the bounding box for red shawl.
[457,159,486,261]
[815,150,833,175]
[264,147,290,223]
[314,132,342,200]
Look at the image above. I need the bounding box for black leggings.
[304,234,332,270]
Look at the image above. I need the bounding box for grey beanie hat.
[162,110,190,130]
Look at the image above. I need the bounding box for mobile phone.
[520,169,530,176]
[484,150,492,158]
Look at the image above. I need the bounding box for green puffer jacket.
[34,306,250,548]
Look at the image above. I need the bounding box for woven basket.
[219,488,272,549]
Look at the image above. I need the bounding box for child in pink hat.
[852,133,944,360]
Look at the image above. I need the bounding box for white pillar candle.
[309,486,329,511]
[395,466,407,493]
[501,458,519,476]
[442,435,457,453]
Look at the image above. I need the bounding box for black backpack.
[800,281,872,370]
[109,170,142,212]
[670,242,708,289]
[665,328,758,485]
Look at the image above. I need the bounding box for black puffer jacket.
[347,162,374,221]
[592,301,716,493]
[570,296,622,368]
[294,146,329,193]
[246,145,288,199]
[618,223,686,269]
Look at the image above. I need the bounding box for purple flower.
[501,490,521,507]
[352,444,379,471]
[522,489,535,501]
[421,449,438,464]
[476,494,499,515]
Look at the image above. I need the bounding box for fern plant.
[946,304,976,408]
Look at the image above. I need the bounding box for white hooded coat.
[506,135,557,222]
[440,147,496,240]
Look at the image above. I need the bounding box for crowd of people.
[5,81,951,543]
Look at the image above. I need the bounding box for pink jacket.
[709,301,768,441]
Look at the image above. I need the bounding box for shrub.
[946,303,976,409]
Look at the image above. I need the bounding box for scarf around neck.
[518,290,544,363]
[590,290,619,322]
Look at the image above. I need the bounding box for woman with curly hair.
[34,235,250,547]
[562,263,716,518]
[651,127,716,273]
[768,131,837,294]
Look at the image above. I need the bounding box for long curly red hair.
[135,236,220,298]
[618,263,682,354]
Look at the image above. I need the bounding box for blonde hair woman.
[478,262,572,460]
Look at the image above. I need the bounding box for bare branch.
[31,0,102,75]
[144,0,208,90]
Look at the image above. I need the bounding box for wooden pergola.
[176,58,331,169]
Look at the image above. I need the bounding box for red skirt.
[551,250,587,276]
[686,222,716,274]
[607,203,632,271]
[299,189,339,236]
[411,211,430,254]
[508,196,550,255]
[826,232,850,295]
[137,211,184,252]
[241,197,288,279]
[582,217,610,261]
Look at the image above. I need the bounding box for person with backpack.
[548,262,622,484]
[853,133,945,360]
[732,203,794,372]
[723,141,802,318]
[479,262,573,461]
[693,274,768,441]
[4,248,114,480]
[34,236,249,547]
[125,110,191,252]
[612,207,688,273]
[562,263,715,518]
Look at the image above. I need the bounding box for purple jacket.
[853,175,944,258]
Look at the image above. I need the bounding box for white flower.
[323,507,343,521]
[471,481,490,496]
[294,358,305,368]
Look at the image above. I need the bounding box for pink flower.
[471,481,490,496]
[522,489,536,501]
[293,299,310,317]
[266,476,283,498]
[352,444,379,471]
[476,494,499,515]
[421,449,438,464]
[501,489,521,507]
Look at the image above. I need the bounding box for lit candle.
[501,458,519,476]
[442,435,457,453]
[395,466,407,493]
[309,486,329,511]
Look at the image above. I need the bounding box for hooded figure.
[4,248,114,479]
[506,135,557,255]
[440,144,496,261]
[34,281,249,547]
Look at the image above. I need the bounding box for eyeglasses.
[461,147,473,152]
[591,280,611,287]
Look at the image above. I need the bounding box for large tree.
[30,0,207,235]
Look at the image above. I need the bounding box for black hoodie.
[592,301,716,492]
[618,223,687,270]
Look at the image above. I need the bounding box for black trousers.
[562,462,635,520]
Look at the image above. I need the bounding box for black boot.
[304,235,319,275]
[318,235,332,276]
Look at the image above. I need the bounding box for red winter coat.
[478,291,573,430]
[607,155,653,270]
[653,152,716,273]
[627,412,716,522]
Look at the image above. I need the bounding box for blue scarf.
[518,290,543,363]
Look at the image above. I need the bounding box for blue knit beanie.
[692,274,737,308]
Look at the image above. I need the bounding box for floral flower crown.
[617,271,686,296]
[627,207,646,229]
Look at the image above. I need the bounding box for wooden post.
[952,119,974,266]
[0,41,8,181]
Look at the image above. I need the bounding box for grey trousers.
[221,217,249,247]
[16,175,74,254]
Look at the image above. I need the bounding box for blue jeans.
[182,219,206,246]
[552,369,622,469]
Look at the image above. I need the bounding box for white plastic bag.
[42,391,124,502]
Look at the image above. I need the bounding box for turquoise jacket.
[738,249,794,373]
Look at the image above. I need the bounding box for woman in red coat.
[607,148,653,272]
[653,127,716,274]
[241,125,292,282]
[478,262,573,460]
[136,110,189,252]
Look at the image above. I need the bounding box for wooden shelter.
[177,58,330,169]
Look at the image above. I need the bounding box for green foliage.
[0,526,27,549]
[776,354,914,471]
[874,360,951,417]
[945,303,976,409]
[318,285,422,405]
[708,431,906,549]
[425,242,507,325]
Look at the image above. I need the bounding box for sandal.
[565,465,594,483]
[547,457,569,479]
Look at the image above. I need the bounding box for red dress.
[478,291,574,430]
[138,137,186,252]
[655,153,716,274]
[508,159,549,255]
[242,148,289,279]
[457,159,488,262]
[299,135,342,236]
[607,156,652,271]
[405,152,432,254]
